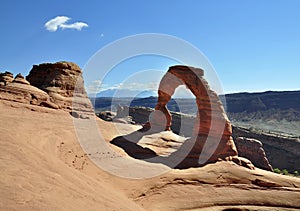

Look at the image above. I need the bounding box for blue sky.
[1,0,299,94]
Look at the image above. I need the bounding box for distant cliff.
[224,91,300,112]
[232,126,300,172]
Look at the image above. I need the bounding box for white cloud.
[45,16,88,32]
[44,16,70,32]
[60,22,88,31]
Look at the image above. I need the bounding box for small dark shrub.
[273,168,281,174]
[282,169,289,175]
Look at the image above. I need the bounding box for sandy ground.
[1,100,300,210]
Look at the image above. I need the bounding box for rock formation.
[97,111,116,121]
[0,72,57,108]
[13,73,30,85]
[26,61,92,113]
[0,71,13,85]
[147,65,254,169]
[112,105,135,124]
[233,126,300,172]
[125,106,273,170]
[0,61,93,116]
[234,137,273,171]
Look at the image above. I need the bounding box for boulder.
[232,126,300,172]
[26,61,93,113]
[96,111,116,121]
[234,137,273,171]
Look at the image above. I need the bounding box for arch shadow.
[110,125,211,169]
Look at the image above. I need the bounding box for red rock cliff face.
[26,62,85,97]
[152,65,253,169]
[26,61,92,112]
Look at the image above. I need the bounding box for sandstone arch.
[153,65,241,167]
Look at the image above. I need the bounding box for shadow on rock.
[110,125,207,169]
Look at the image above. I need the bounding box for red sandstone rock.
[0,71,13,86]
[0,78,51,107]
[150,65,254,169]
[26,62,85,97]
[0,62,92,114]
[13,73,30,85]
[234,137,273,171]
[26,61,92,113]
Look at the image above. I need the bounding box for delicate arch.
[153,65,238,165]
